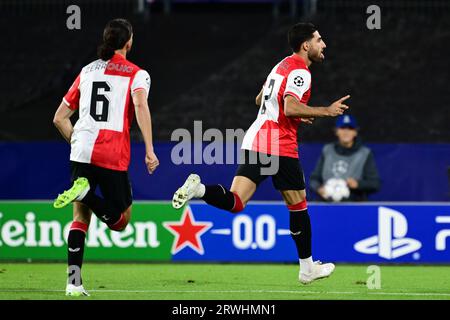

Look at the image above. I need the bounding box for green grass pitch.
[0,263,449,300]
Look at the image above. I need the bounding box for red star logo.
[163,206,212,255]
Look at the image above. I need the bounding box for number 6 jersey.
[241,54,311,159]
[62,53,150,171]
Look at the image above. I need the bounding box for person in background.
[310,114,380,202]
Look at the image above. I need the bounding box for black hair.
[288,22,317,53]
[97,18,133,61]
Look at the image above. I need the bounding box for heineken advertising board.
[1,202,450,263]
[0,202,175,261]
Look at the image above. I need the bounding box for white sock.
[195,183,206,198]
[300,257,314,274]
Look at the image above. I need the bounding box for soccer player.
[52,18,159,296]
[172,23,349,284]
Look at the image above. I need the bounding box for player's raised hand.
[145,150,159,174]
[301,117,315,125]
[327,95,350,117]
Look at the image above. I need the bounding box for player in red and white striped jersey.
[53,19,159,296]
[173,23,350,284]
[241,50,313,158]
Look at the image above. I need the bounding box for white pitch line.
[1,289,450,297]
[367,291,450,297]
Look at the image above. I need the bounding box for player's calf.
[288,199,312,262]
[202,184,244,213]
[172,174,245,213]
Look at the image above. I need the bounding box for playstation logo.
[354,206,422,259]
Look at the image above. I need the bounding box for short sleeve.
[63,74,81,110]
[131,70,151,97]
[283,69,311,102]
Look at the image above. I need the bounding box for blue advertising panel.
[171,202,450,263]
[1,142,449,202]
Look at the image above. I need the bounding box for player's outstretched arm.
[284,94,350,118]
[53,101,75,143]
[133,90,159,174]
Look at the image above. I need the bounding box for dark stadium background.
[1,0,450,302]
[1,0,449,142]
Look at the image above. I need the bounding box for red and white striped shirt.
[63,53,150,171]
[242,54,311,158]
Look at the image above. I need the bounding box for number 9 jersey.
[241,54,311,159]
[62,53,151,171]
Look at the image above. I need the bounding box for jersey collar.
[111,53,127,62]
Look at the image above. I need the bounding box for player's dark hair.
[288,22,317,53]
[97,18,133,61]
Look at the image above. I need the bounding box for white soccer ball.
[323,178,350,202]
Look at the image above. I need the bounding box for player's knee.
[108,207,131,232]
[287,199,308,212]
[110,225,127,232]
[230,192,245,213]
[108,214,128,232]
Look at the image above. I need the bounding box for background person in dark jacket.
[310,115,380,201]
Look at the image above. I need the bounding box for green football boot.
[53,177,90,209]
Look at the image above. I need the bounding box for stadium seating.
[0,1,449,143]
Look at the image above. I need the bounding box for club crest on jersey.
[294,76,304,87]
[107,62,134,73]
